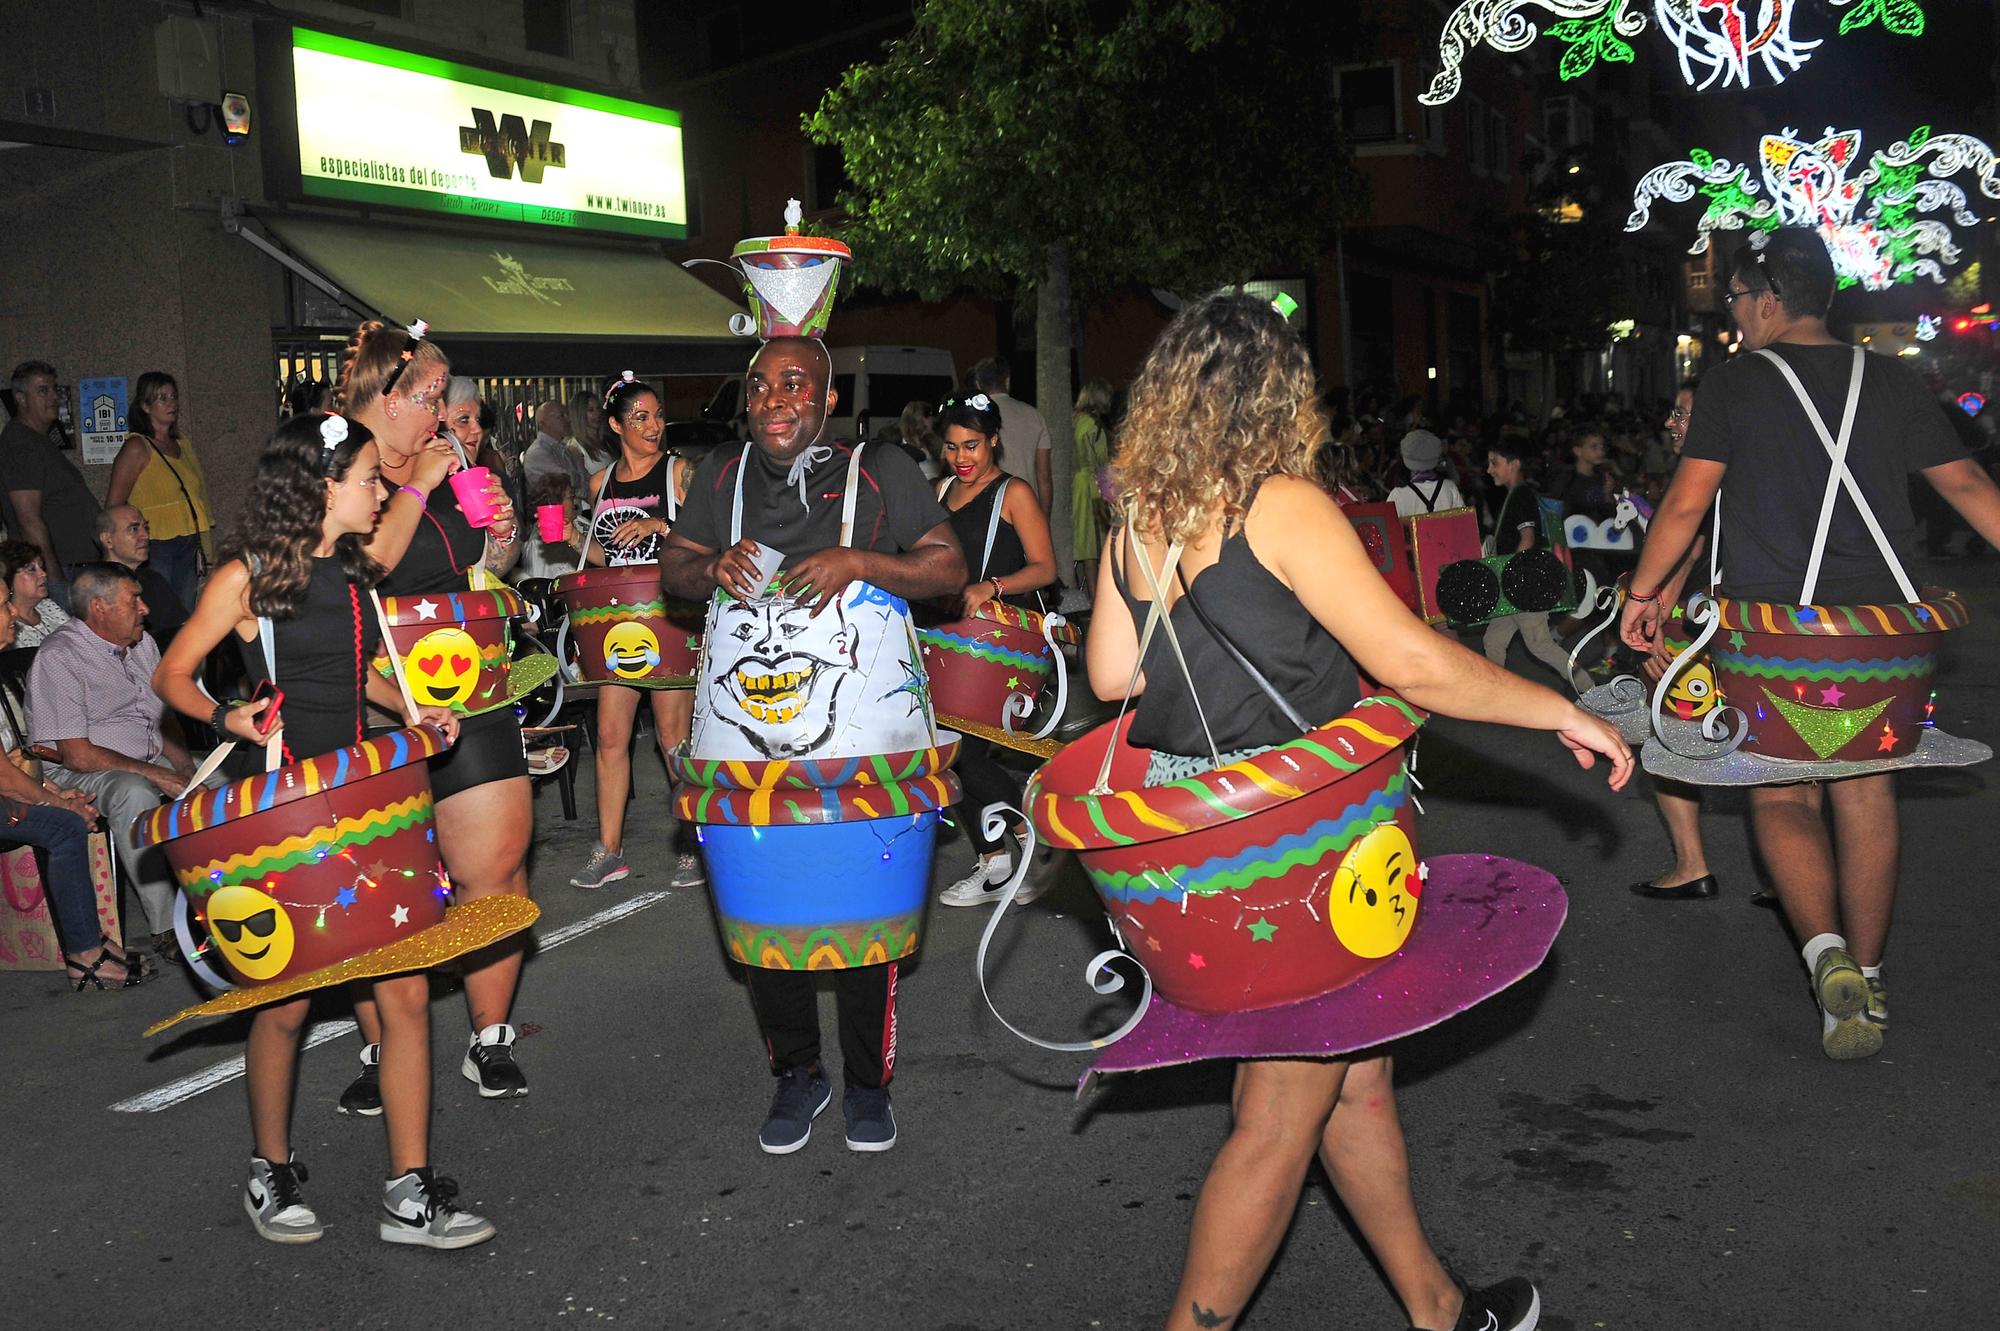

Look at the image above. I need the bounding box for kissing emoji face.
[406,627,482,708]
[204,884,295,981]
[603,622,662,681]
[1328,822,1420,960]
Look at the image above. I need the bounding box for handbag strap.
[1752,347,1915,604]
[144,434,202,534]
[1171,565,1311,734]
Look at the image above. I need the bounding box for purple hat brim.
[1084,854,1566,1079]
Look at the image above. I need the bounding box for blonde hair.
[1111,293,1325,544]
[334,319,450,415]
[1074,379,1112,419]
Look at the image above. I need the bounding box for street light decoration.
[1421,0,1927,105]
[1626,126,2000,292]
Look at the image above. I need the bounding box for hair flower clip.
[320,414,349,449]
[406,319,429,341]
[967,393,992,412]
[619,370,635,385]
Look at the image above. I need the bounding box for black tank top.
[586,454,678,566]
[943,476,1035,606]
[379,484,484,597]
[240,556,380,763]
[1117,486,1359,755]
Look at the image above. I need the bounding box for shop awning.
[253,213,744,342]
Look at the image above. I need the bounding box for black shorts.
[428,707,529,802]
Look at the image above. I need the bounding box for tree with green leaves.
[807,0,1363,575]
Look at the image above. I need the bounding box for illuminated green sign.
[290,28,687,238]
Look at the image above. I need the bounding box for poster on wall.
[77,376,128,465]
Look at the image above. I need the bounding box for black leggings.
[953,738,1025,853]
[745,964,899,1089]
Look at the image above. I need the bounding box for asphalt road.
[5,555,1997,1330]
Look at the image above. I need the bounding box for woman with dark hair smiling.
[107,371,215,609]
[1,540,70,648]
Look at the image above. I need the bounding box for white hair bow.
[320,414,349,449]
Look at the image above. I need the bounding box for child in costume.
[1081,294,1631,1331]
[154,412,498,1247]
[1622,232,2000,1058]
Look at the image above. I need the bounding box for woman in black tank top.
[568,375,702,891]
[1089,295,1632,1331]
[154,413,490,1247]
[928,395,1058,906]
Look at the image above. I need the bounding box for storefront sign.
[290,28,687,238]
[77,376,128,465]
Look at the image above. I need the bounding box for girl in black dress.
[569,374,702,890]
[156,413,485,1248]
[929,394,1058,907]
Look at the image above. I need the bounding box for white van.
[827,345,957,446]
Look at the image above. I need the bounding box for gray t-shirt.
[993,393,1050,489]
[0,419,102,571]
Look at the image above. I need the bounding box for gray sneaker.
[245,1155,323,1244]
[758,1064,832,1155]
[843,1085,898,1153]
[379,1167,496,1250]
[669,850,707,888]
[570,843,630,890]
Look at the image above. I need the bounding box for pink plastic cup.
[448,466,501,528]
[536,504,568,544]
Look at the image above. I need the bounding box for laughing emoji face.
[603,622,662,681]
[1328,823,1420,960]
[1665,659,1718,720]
[204,884,295,981]
[407,627,482,708]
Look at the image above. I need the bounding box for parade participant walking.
[1385,429,1463,518]
[928,392,1057,907]
[1482,440,1595,693]
[661,334,966,1155]
[337,319,538,1102]
[1623,233,2000,1058]
[106,371,215,609]
[569,372,704,891]
[153,412,490,1248]
[1086,292,1630,1331]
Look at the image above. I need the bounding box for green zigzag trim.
[718,914,921,969]
[570,601,666,624]
[1714,654,1929,683]
[1092,771,1406,897]
[178,799,435,893]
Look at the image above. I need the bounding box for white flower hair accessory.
[320,414,349,450]
[406,319,429,341]
[967,393,992,412]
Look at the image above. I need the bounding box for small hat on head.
[1400,428,1444,472]
[708,200,853,340]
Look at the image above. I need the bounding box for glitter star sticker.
[1819,683,1846,706]
[1877,723,1897,752]
[1247,916,1278,943]
[390,904,411,927]
[335,886,359,909]
[413,598,441,621]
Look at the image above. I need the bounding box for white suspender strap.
[727,441,753,546]
[573,464,617,573]
[664,455,680,524]
[1753,347,1915,604]
[838,443,866,548]
[978,477,1010,581]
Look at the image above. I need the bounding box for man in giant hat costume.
[661,205,968,1154]
[1623,230,2000,1060]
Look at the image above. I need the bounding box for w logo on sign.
[458,110,568,183]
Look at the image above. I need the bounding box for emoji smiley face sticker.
[406,627,482,708]
[1328,822,1420,960]
[203,884,296,981]
[602,622,663,681]
[1665,658,1719,720]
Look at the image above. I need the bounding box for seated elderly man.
[96,504,189,644]
[27,563,198,963]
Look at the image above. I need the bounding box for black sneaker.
[462,1023,528,1098]
[1410,1275,1540,1331]
[758,1063,831,1155]
[337,1042,382,1116]
[842,1084,897,1152]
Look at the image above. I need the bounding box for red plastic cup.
[448,466,500,528]
[536,504,568,544]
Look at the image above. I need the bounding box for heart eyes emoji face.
[406,627,483,709]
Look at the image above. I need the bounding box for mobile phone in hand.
[248,681,285,738]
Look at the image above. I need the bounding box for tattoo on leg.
[1190,1302,1230,1328]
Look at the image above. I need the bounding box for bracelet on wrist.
[989,578,1004,600]
[1626,587,1660,604]
[211,701,239,732]
[397,484,428,507]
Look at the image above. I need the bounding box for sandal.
[65,949,149,991]
[98,934,156,979]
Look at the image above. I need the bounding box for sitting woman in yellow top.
[107,371,215,610]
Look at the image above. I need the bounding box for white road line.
[110,890,673,1114]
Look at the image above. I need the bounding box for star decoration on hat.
[1820,683,1846,706]
[1247,916,1278,943]
[413,598,440,621]
[1144,936,1161,953]
[1006,676,1020,690]
[390,904,411,927]
[335,886,359,909]
[1878,723,1897,752]
[366,860,389,881]
[1187,952,1207,970]
[1729,631,1746,649]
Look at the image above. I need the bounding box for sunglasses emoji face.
[204,884,296,981]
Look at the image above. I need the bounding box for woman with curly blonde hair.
[1089,293,1630,1331]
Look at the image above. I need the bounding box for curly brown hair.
[334,319,450,416]
[223,413,384,619]
[1111,293,1325,543]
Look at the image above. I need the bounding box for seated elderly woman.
[0,594,147,988]
[3,540,72,647]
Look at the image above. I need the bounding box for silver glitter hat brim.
[1640,727,1992,787]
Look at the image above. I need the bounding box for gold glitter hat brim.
[936,713,1066,760]
[144,894,540,1036]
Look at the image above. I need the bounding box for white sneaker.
[939,852,1013,907]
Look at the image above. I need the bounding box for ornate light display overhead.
[1422,1,1927,105]
[1626,126,2000,292]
